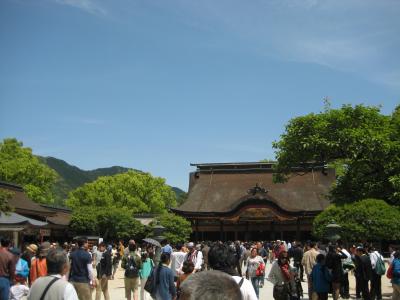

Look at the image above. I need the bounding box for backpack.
[374,253,386,276]
[124,255,139,278]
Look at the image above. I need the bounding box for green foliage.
[273,104,400,204]
[67,171,177,213]
[313,199,400,241]
[0,188,14,213]
[155,213,192,244]
[0,138,57,203]
[70,206,145,240]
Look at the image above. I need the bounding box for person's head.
[0,238,10,248]
[316,254,325,264]
[39,242,51,258]
[46,248,69,276]
[179,270,243,300]
[187,242,195,253]
[175,243,183,251]
[309,241,316,249]
[256,242,262,249]
[182,260,195,275]
[160,252,171,265]
[278,251,289,266]
[250,247,258,258]
[99,242,106,252]
[356,246,365,256]
[208,243,238,276]
[77,237,88,248]
[27,244,38,255]
[128,240,136,251]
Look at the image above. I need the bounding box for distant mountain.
[39,156,186,205]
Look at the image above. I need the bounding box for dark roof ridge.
[0,181,24,191]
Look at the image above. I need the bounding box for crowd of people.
[0,236,399,300]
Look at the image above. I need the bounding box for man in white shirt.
[28,248,78,300]
[170,243,186,278]
[369,246,384,300]
[184,242,203,272]
[208,243,258,300]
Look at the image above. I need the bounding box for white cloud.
[54,0,107,16]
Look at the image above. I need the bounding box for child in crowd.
[9,275,29,300]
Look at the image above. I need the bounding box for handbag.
[144,269,155,295]
[256,262,265,277]
[387,263,393,279]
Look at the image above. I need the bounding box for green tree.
[273,104,400,204]
[313,199,400,241]
[0,138,57,203]
[0,188,14,213]
[69,206,146,240]
[66,171,177,213]
[155,213,192,244]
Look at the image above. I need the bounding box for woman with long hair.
[268,251,296,300]
[246,247,264,299]
[154,253,176,300]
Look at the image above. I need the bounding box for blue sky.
[0,0,399,190]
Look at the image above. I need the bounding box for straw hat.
[27,244,38,254]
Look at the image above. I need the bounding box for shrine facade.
[171,162,335,241]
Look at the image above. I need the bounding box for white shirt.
[170,251,186,276]
[9,283,29,300]
[185,250,203,271]
[369,251,384,269]
[28,274,79,300]
[232,276,258,300]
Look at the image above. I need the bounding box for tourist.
[325,245,347,300]
[121,240,142,300]
[95,242,112,300]
[338,244,352,299]
[30,242,50,284]
[170,243,186,279]
[184,242,203,273]
[21,244,37,271]
[28,248,78,300]
[161,240,172,255]
[257,242,268,287]
[302,241,319,300]
[111,244,119,280]
[311,254,331,300]
[176,260,194,297]
[289,242,304,282]
[268,251,295,300]
[369,246,385,300]
[179,270,243,300]
[69,237,94,300]
[208,243,257,300]
[0,238,16,299]
[354,246,372,300]
[246,247,264,299]
[153,252,176,300]
[201,242,210,271]
[391,250,400,300]
[139,252,154,300]
[119,240,125,261]
[9,275,29,300]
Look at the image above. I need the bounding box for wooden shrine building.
[171,162,335,241]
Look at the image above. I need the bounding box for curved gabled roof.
[173,164,335,216]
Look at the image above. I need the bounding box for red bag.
[256,263,265,277]
[387,264,393,279]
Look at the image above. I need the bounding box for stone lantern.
[325,221,341,243]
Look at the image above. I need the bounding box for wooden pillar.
[195,219,199,242]
[270,221,275,240]
[219,220,224,241]
[296,218,301,241]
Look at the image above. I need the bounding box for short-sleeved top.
[69,248,91,283]
[246,255,264,278]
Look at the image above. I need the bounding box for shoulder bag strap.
[238,277,244,287]
[39,277,60,300]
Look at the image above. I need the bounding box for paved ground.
[103,260,394,299]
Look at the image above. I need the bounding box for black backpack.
[124,255,139,278]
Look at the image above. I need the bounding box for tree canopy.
[0,138,57,203]
[66,171,177,213]
[313,199,400,241]
[155,213,192,244]
[273,104,400,204]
